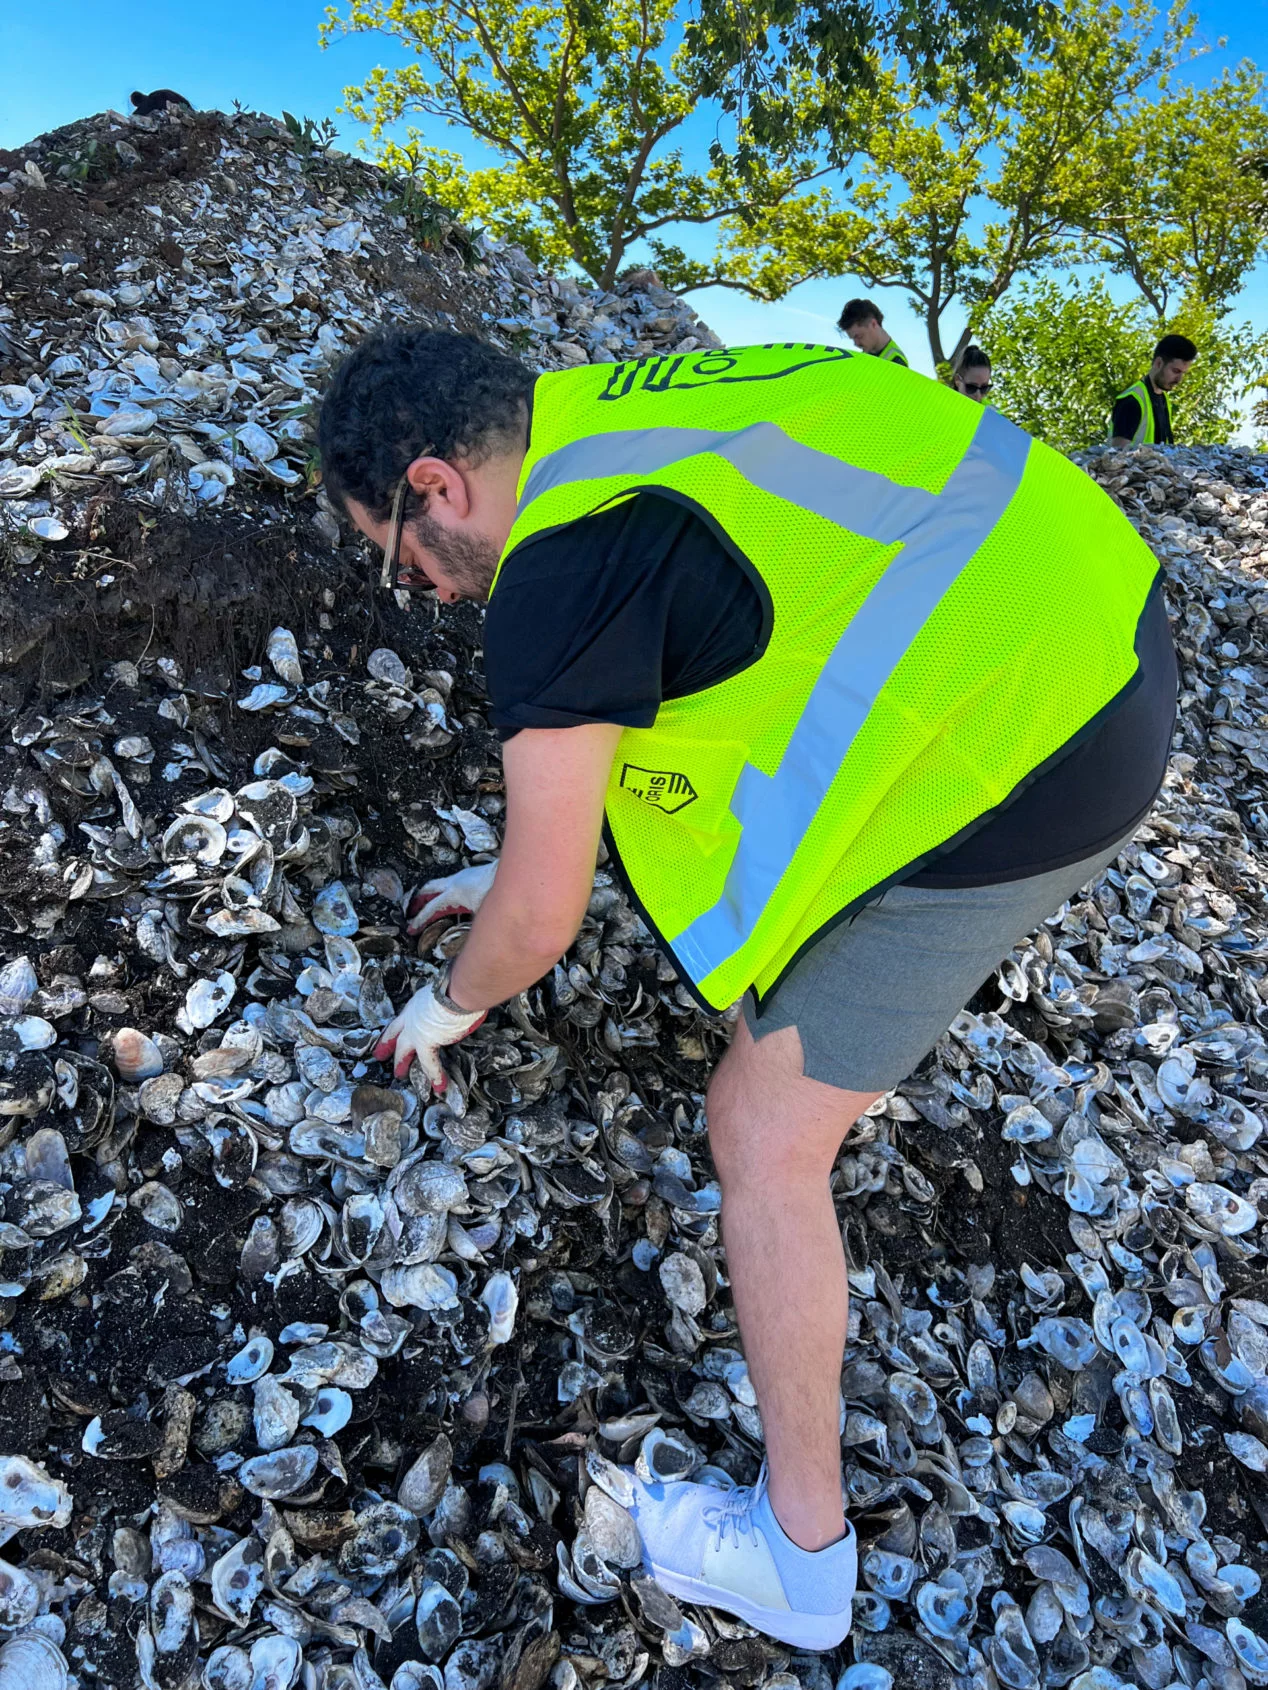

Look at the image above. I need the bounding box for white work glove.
[374,978,485,1089]
[406,859,498,935]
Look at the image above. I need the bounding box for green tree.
[321,0,1056,295]
[684,0,1059,163]
[321,0,828,292]
[709,0,1201,368]
[1070,66,1268,316]
[980,276,1268,453]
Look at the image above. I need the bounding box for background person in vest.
[1110,333,1197,446]
[317,329,1177,1651]
[953,344,992,402]
[837,297,909,366]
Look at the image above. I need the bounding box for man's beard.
[409,510,500,601]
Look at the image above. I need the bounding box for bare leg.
[707,1016,880,1551]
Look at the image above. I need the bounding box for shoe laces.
[701,1463,768,1551]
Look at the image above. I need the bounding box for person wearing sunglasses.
[952,345,993,403]
[316,326,1175,1650]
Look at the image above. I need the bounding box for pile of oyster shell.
[0,101,720,572]
[1,429,1268,1690]
[7,88,1268,1690]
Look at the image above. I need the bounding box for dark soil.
[0,105,494,366]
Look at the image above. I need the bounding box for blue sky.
[2,0,1266,386]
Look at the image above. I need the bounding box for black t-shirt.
[1112,379,1173,445]
[484,493,1176,887]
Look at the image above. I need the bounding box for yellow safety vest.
[495,344,1158,1011]
[877,340,909,368]
[1112,378,1170,446]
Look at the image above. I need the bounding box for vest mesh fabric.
[495,345,1159,1010]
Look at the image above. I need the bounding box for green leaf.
[321,0,829,290]
[978,276,1268,451]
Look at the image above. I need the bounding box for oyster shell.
[238,1445,319,1499]
[0,1456,72,1529]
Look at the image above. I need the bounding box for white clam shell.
[209,1536,265,1627]
[226,1334,275,1384]
[27,515,68,541]
[368,647,411,687]
[253,1376,301,1451]
[0,464,40,498]
[0,386,35,419]
[0,957,38,1018]
[182,972,236,1030]
[0,1455,72,1529]
[301,1386,352,1435]
[0,1557,40,1630]
[14,1016,56,1051]
[398,1433,453,1516]
[0,1634,69,1690]
[480,1270,517,1345]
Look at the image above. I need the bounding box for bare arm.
[446,723,623,1013]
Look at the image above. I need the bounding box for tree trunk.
[926,306,947,370]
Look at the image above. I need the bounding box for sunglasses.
[380,466,436,594]
[962,381,992,396]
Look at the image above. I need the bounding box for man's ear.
[405,455,471,519]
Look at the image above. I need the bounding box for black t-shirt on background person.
[483,493,1177,888]
[1112,379,1173,446]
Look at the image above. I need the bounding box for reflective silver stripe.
[671,405,1031,984]
[517,406,1031,987]
[518,422,941,542]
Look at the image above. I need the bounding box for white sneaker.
[626,1465,856,1650]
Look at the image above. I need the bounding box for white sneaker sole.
[648,1560,853,1650]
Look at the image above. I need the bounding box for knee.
[705,1063,830,1192]
[705,1043,873,1192]
[704,1063,747,1188]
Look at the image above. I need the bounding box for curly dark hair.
[836,297,884,332]
[317,327,536,521]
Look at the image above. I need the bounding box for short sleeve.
[482,493,765,742]
[483,499,680,739]
[1111,394,1141,440]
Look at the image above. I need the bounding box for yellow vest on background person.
[494,344,1159,1012]
[877,340,909,368]
[1112,378,1169,445]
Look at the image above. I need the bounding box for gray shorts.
[742,838,1131,1093]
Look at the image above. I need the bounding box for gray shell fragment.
[398,1434,452,1516]
[238,1445,319,1499]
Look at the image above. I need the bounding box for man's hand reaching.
[374,979,485,1088]
[383,722,623,1084]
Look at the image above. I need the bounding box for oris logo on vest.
[599,344,852,402]
[619,764,698,814]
